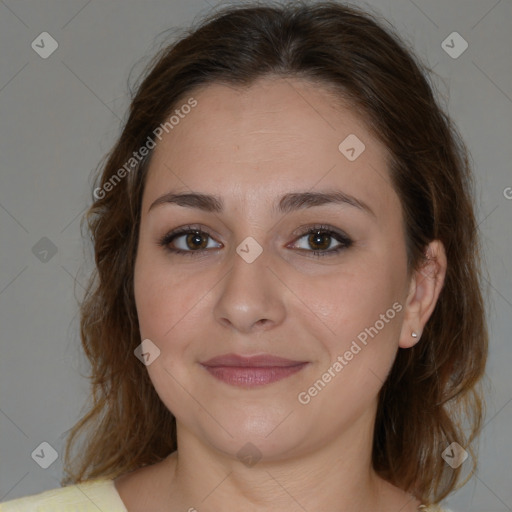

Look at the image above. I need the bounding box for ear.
[399,240,447,349]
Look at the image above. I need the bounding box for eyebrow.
[148,190,375,217]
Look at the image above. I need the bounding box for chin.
[180,405,310,459]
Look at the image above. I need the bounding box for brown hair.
[62,1,488,506]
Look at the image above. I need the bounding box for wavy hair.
[62,2,488,506]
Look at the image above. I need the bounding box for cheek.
[296,272,404,419]
[301,250,406,384]
[133,253,203,415]
[308,263,404,337]
[134,250,198,343]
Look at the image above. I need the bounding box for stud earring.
[411,331,418,338]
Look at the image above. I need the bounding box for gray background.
[0,0,510,510]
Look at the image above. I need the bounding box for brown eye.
[159,226,222,256]
[307,231,332,251]
[289,225,352,257]
[184,231,209,250]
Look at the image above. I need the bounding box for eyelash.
[157,224,353,258]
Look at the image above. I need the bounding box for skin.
[114,76,447,512]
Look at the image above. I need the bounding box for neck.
[158,416,419,512]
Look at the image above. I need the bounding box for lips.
[200,353,308,387]
[202,353,305,368]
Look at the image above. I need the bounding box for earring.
[411,331,418,338]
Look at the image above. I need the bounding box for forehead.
[142,77,398,217]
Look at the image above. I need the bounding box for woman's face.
[134,77,414,461]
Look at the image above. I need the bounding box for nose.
[212,244,287,334]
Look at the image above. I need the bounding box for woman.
[0,2,487,511]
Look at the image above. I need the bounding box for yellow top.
[0,478,452,511]
[0,478,127,512]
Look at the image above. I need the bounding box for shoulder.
[0,477,128,512]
